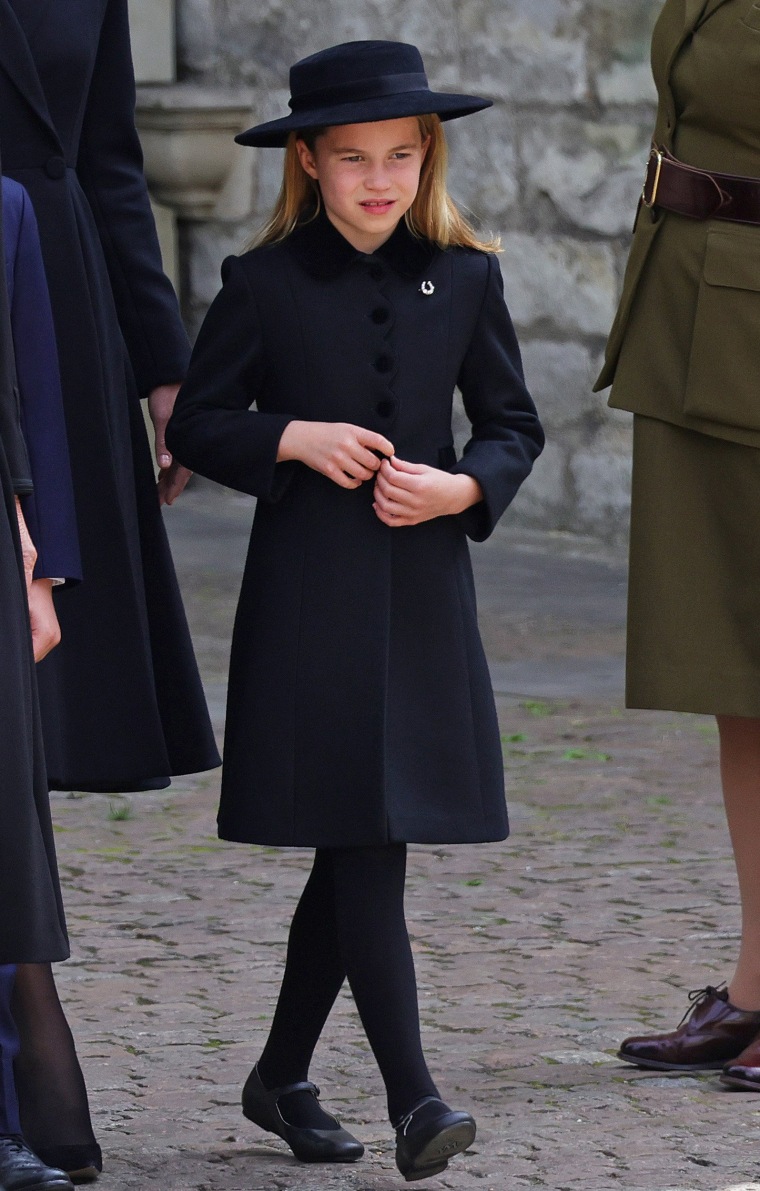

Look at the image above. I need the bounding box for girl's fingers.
[374,475,414,508]
[360,430,395,456]
[388,455,426,474]
[379,458,425,489]
[373,502,415,527]
[373,487,409,516]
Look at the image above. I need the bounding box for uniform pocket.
[741,1,760,30]
[683,225,760,431]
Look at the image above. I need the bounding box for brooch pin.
[420,280,435,296]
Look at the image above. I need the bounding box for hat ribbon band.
[289,71,430,113]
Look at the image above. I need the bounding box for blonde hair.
[248,114,500,253]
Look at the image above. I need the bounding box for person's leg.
[254,849,348,1128]
[11,963,100,1174]
[0,966,20,1136]
[718,715,760,1010]
[329,843,438,1124]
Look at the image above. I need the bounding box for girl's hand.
[373,456,483,527]
[278,421,395,489]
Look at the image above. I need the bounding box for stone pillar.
[128,0,179,286]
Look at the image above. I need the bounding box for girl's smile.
[296,118,430,254]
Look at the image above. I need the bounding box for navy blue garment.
[2,177,80,584]
[0,151,68,968]
[0,967,20,1135]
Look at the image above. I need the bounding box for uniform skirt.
[627,414,760,717]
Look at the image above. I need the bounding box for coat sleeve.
[451,253,544,542]
[0,179,31,497]
[7,186,82,583]
[166,256,295,500]
[76,0,190,396]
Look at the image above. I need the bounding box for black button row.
[376,400,396,419]
[370,306,390,325]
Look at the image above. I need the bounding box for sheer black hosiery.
[257,842,438,1126]
[11,963,97,1155]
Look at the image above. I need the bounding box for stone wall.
[172,0,663,544]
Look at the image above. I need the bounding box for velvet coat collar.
[285,206,438,282]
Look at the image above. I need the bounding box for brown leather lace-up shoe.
[618,985,760,1071]
[721,1032,760,1090]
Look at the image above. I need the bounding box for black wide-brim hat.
[236,40,492,147]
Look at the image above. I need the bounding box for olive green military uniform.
[596,0,760,716]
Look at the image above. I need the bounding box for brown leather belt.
[642,146,760,226]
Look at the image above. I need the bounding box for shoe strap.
[395,1095,444,1134]
[269,1078,320,1100]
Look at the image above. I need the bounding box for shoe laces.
[677,983,727,1027]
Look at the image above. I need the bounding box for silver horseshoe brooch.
[420,280,435,296]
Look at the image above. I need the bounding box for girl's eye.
[341,155,363,163]
[391,152,412,160]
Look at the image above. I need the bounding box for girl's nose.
[366,166,392,191]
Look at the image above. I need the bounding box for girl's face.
[296,117,430,254]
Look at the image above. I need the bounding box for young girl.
[167,39,544,1183]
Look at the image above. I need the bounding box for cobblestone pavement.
[50,488,760,1191]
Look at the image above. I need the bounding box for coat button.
[370,306,390,324]
[45,155,67,179]
[374,354,394,373]
[376,399,396,418]
[368,262,384,282]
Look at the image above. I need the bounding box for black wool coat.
[0,0,219,791]
[0,163,68,964]
[168,212,544,847]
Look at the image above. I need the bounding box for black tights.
[257,843,438,1124]
[11,963,97,1155]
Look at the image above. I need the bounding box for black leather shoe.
[395,1097,476,1183]
[0,1135,74,1191]
[241,1065,364,1163]
[32,1146,101,1185]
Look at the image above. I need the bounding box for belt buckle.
[642,148,664,209]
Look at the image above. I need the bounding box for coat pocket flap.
[703,228,760,291]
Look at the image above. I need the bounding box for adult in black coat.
[0,0,219,1177]
[0,0,219,792]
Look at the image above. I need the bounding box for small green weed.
[107,801,133,822]
[561,748,611,762]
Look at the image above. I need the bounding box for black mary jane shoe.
[394,1097,476,1183]
[33,1145,101,1185]
[0,1134,74,1191]
[241,1065,364,1164]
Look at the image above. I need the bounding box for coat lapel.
[8,0,56,46]
[0,0,59,144]
[697,0,733,23]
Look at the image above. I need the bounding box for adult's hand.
[27,578,61,662]
[277,421,394,489]
[148,383,193,506]
[15,496,37,591]
[373,455,483,527]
